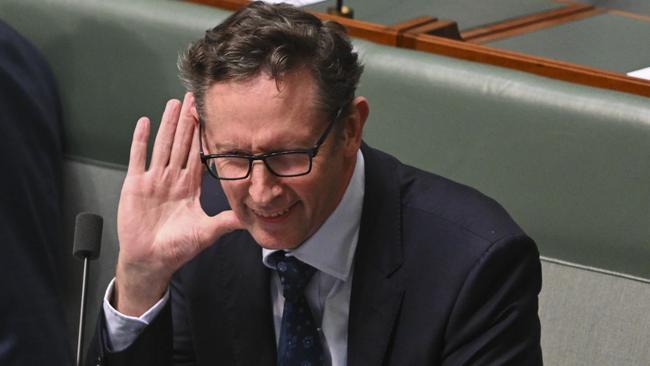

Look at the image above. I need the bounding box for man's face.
[201,69,357,250]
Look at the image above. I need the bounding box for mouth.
[250,203,296,222]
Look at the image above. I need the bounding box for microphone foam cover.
[73,212,103,260]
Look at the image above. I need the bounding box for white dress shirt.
[103,150,365,366]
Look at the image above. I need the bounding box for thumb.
[198,210,244,248]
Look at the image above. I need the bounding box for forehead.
[202,69,326,149]
[203,69,321,123]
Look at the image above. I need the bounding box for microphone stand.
[72,212,103,366]
[76,256,90,366]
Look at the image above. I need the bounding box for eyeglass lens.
[207,152,312,179]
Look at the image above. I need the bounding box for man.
[89,2,542,365]
[0,20,73,365]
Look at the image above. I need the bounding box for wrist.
[114,260,171,317]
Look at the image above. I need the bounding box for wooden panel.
[463,4,594,43]
[406,19,462,40]
[315,12,400,46]
[389,16,438,33]
[401,32,650,98]
[556,0,650,21]
[468,8,605,44]
[607,9,650,22]
[187,0,249,11]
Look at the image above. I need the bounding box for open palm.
[114,94,242,316]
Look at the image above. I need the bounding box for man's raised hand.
[114,93,242,316]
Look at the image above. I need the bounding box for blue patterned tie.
[272,252,325,366]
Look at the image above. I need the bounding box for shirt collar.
[263,149,365,281]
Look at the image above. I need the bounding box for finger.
[197,210,245,250]
[127,117,150,175]
[150,99,182,169]
[169,93,197,168]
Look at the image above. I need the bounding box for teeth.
[253,207,290,218]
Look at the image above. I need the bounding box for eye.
[269,145,312,154]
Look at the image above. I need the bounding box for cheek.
[220,182,247,209]
[310,157,349,207]
[295,174,333,211]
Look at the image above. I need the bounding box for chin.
[250,231,303,251]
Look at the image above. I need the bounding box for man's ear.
[190,93,212,154]
[189,93,200,122]
[342,96,369,157]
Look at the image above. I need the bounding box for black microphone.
[72,212,103,366]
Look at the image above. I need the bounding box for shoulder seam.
[403,203,515,245]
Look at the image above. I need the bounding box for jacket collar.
[213,232,277,365]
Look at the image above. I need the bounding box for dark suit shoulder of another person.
[0,20,72,366]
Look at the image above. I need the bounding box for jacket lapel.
[347,144,406,366]
[200,175,277,365]
[196,177,277,366]
[217,232,278,365]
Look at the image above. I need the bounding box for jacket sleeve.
[86,276,195,366]
[441,235,543,365]
[86,300,173,366]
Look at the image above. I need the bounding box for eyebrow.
[212,142,247,153]
[212,137,314,154]
[205,119,326,153]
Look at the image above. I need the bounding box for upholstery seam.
[540,256,650,284]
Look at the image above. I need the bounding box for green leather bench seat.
[305,0,563,30]
[487,12,650,74]
[540,259,650,363]
[1,0,649,364]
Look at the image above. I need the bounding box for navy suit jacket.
[0,20,72,365]
[91,143,542,365]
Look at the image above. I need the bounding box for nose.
[248,161,282,205]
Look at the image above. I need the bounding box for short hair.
[178,1,363,122]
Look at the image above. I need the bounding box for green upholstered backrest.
[2,0,649,364]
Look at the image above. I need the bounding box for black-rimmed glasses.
[199,107,343,180]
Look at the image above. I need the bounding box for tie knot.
[271,252,316,301]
